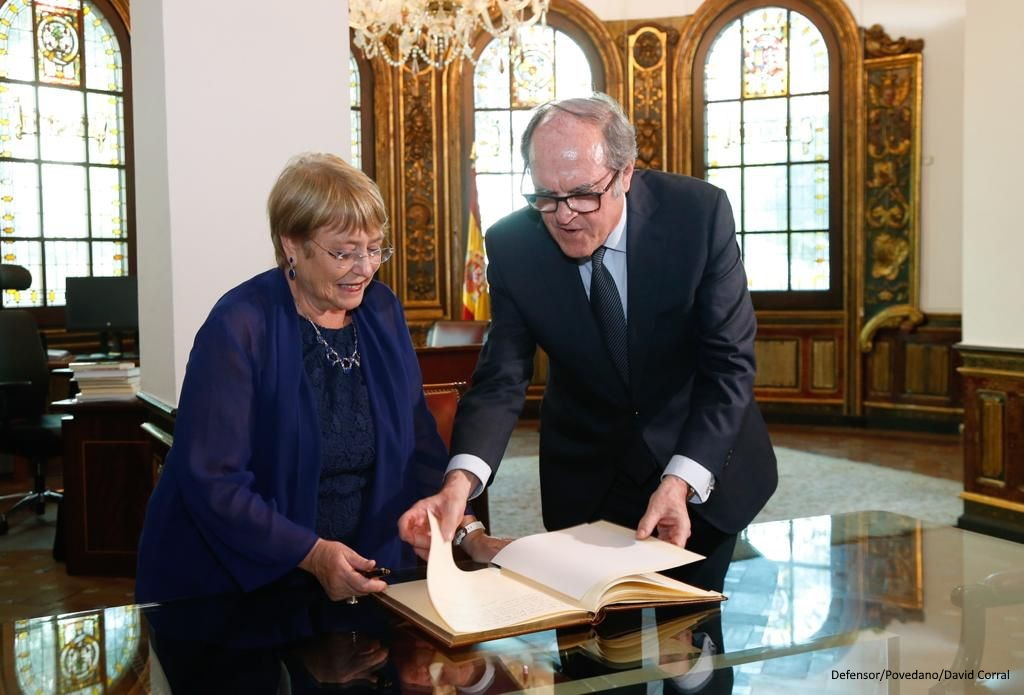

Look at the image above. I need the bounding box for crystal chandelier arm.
[350,0,550,70]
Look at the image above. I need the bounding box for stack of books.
[69,361,141,402]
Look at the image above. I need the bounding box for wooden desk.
[53,397,151,576]
[416,344,482,385]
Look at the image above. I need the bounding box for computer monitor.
[65,276,139,356]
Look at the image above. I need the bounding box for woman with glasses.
[137,153,498,604]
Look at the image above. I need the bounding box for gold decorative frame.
[862,51,923,322]
[624,23,680,170]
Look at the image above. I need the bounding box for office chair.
[424,319,490,347]
[0,264,64,535]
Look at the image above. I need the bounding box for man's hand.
[636,475,692,547]
[398,469,479,560]
[459,530,513,564]
[299,538,389,601]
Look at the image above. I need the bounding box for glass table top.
[3,511,1022,693]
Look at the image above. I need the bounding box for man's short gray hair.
[519,92,638,171]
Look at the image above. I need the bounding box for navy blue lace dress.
[299,318,375,545]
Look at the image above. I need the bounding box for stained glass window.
[700,5,835,300]
[472,26,594,234]
[0,0,129,308]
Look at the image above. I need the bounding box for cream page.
[425,512,579,634]
[490,520,704,604]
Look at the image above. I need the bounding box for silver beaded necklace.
[303,316,361,373]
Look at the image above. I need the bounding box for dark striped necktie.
[590,246,628,382]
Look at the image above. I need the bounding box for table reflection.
[3,512,1021,694]
[12,606,144,693]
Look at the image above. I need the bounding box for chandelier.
[350,0,550,71]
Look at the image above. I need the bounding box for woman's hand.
[299,538,388,602]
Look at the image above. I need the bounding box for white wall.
[133,1,351,405]
[961,0,1024,348]
[583,0,966,314]
[861,0,965,314]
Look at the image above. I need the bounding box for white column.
[961,0,1024,348]
[132,1,351,405]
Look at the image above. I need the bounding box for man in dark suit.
[400,93,776,591]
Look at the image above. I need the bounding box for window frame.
[349,34,376,178]
[692,0,843,311]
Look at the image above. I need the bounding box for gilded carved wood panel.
[400,68,443,307]
[863,50,922,318]
[625,24,678,170]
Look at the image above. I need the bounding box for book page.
[425,512,581,634]
[491,520,705,608]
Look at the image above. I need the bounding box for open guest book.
[377,514,725,647]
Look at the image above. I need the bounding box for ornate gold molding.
[399,67,445,307]
[956,345,1024,373]
[862,401,964,415]
[863,53,922,319]
[858,304,925,352]
[961,491,1024,515]
[624,23,679,170]
[864,24,924,58]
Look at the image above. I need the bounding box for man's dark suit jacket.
[451,169,777,535]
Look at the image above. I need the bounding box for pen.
[359,567,391,579]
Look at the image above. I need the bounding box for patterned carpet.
[486,439,962,539]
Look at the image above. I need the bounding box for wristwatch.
[453,521,486,547]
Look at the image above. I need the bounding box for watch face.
[454,528,466,546]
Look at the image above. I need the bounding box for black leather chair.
[0,264,64,535]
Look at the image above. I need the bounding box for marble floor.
[0,422,963,623]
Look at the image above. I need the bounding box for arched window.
[471,25,594,233]
[0,0,131,309]
[348,43,375,178]
[349,55,363,170]
[695,2,841,309]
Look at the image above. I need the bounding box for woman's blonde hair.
[267,153,388,268]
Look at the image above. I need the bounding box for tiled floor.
[0,422,963,623]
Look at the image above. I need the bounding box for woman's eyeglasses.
[310,239,394,271]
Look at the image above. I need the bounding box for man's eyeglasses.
[522,169,620,214]
[310,239,394,270]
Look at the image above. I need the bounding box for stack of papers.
[69,361,140,402]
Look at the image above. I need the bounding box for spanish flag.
[461,166,490,320]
